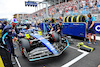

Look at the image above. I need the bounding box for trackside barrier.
[63,15,86,22]
[95,23,100,33]
[40,22,100,38]
[62,22,86,38]
[40,22,86,38]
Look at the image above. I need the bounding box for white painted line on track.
[15,57,22,67]
[61,46,89,67]
[91,35,100,41]
[68,46,78,50]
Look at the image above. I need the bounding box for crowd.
[30,0,100,19]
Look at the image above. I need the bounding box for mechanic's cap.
[10,18,18,24]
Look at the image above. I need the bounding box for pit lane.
[13,37,100,67]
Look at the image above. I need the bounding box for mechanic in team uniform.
[1,18,23,64]
[51,21,63,38]
[55,18,59,24]
[47,22,52,32]
[47,18,53,32]
[86,13,96,44]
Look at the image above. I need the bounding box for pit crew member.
[86,13,96,44]
[1,18,23,62]
[50,21,63,38]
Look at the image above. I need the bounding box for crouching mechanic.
[50,21,63,38]
[1,18,23,60]
[86,13,96,44]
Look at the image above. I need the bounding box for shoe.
[13,55,18,58]
[94,42,97,45]
[88,42,92,44]
[12,61,16,65]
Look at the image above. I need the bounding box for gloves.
[88,27,91,32]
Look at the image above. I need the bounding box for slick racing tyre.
[52,32,60,42]
[19,38,30,55]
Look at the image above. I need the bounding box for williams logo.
[95,25,100,32]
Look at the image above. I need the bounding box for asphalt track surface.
[13,36,100,67]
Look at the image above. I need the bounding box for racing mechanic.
[47,22,52,32]
[1,18,23,64]
[50,21,63,38]
[55,18,59,24]
[86,13,96,44]
[47,18,53,32]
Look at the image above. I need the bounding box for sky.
[0,0,44,20]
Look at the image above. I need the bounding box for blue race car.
[17,29,69,61]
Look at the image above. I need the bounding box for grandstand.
[24,0,100,22]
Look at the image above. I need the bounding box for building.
[0,19,6,22]
[13,14,30,21]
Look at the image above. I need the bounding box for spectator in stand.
[89,1,94,8]
[81,0,86,7]
[92,5,98,13]
[80,3,83,9]
[97,0,100,13]
[97,0,100,6]
[83,3,88,10]
[59,16,63,21]
[95,0,98,6]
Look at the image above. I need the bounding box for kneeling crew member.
[50,21,63,37]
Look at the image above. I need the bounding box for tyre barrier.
[76,15,86,22]
[71,16,77,22]
[63,15,86,22]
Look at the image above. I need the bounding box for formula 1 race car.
[17,29,69,61]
